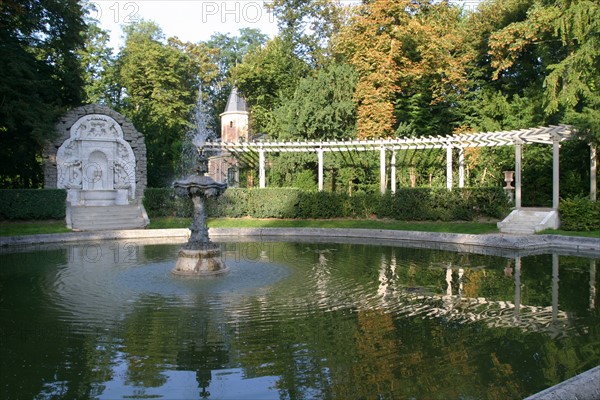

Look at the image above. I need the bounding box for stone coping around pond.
[523,364,600,400]
[0,228,598,257]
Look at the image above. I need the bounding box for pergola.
[204,124,597,210]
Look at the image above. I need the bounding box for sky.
[92,0,280,49]
[92,0,482,51]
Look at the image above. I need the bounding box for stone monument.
[44,105,149,230]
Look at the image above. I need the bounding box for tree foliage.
[0,0,86,188]
[0,0,595,201]
[275,62,357,140]
[335,0,473,138]
[488,0,600,142]
[115,21,200,186]
[232,37,310,135]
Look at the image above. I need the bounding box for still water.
[0,239,598,399]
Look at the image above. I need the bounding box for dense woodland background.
[0,0,598,207]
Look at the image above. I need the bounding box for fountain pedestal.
[173,153,228,277]
[173,246,228,276]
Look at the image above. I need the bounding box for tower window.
[229,121,233,128]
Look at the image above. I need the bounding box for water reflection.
[0,240,598,399]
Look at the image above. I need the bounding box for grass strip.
[0,220,71,236]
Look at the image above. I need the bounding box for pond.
[0,239,598,399]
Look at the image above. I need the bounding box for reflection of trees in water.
[220,244,600,399]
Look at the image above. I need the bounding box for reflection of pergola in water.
[310,249,597,339]
[205,124,598,208]
[372,252,598,338]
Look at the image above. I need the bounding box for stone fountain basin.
[173,174,226,198]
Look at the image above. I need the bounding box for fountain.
[172,87,228,276]
[172,150,227,276]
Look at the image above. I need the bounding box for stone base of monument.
[172,246,229,277]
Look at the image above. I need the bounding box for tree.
[275,61,357,140]
[334,0,473,138]
[232,37,310,135]
[267,0,348,67]
[488,0,600,142]
[79,20,119,106]
[203,28,268,134]
[116,21,198,186]
[0,0,86,188]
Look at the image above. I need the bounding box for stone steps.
[69,204,149,231]
[497,208,559,235]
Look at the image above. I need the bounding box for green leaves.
[275,62,358,140]
[487,0,600,141]
[0,0,86,188]
[560,196,600,231]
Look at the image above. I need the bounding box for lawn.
[0,220,71,236]
[2,217,598,238]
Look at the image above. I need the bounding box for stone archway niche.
[56,114,136,206]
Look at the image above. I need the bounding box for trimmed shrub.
[143,187,510,221]
[560,196,600,231]
[143,188,192,217]
[0,189,66,220]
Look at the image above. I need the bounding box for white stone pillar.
[458,146,465,189]
[446,145,453,190]
[317,149,324,192]
[591,144,597,202]
[515,140,522,209]
[553,136,560,210]
[258,149,266,189]
[391,151,397,194]
[380,146,386,194]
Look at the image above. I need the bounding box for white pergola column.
[446,145,453,190]
[515,140,522,209]
[391,151,397,194]
[317,149,324,192]
[258,148,266,188]
[458,146,465,189]
[553,135,560,210]
[591,144,597,202]
[380,146,386,194]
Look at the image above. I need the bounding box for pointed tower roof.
[223,87,248,113]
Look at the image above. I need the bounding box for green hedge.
[144,187,509,221]
[559,197,600,231]
[0,189,67,220]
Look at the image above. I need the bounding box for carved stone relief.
[56,114,136,205]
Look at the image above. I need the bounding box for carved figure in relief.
[66,161,82,188]
[114,162,132,189]
[88,121,108,137]
[109,123,119,137]
[118,142,130,159]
